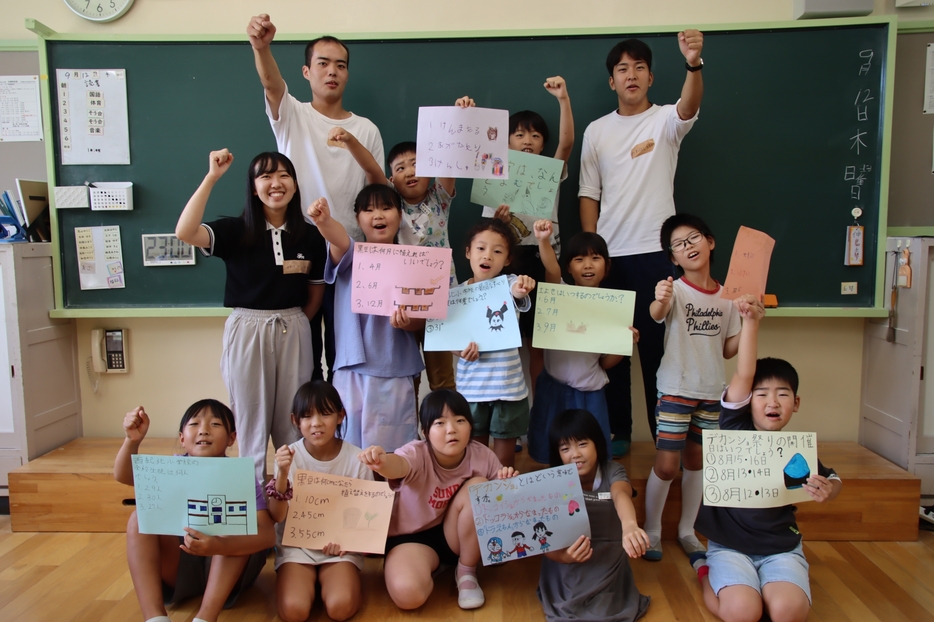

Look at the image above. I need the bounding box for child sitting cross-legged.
[693,296,842,622]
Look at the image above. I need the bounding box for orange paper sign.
[282,470,395,554]
[721,226,775,301]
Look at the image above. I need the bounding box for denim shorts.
[706,540,811,604]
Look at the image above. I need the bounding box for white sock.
[145,617,171,622]
[644,468,672,545]
[194,618,209,622]
[679,468,704,541]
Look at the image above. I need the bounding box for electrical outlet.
[841,282,858,295]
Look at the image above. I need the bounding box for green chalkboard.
[47,22,889,309]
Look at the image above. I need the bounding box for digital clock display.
[141,234,196,266]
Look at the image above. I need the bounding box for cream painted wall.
[16,0,871,442]
[3,1,934,41]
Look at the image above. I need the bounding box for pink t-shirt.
[388,440,502,537]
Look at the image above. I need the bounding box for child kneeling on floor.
[114,400,275,622]
[693,296,842,622]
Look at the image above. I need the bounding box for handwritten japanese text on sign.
[351,243,451,319]
[131,455,257,536]
[282,470,395,554]
[702,429,818,508]
[532,283,636,356]
[721,226,775,301]
[424,275,522,352]
[416,106,509,179]
[469,465,590,566]
[470,150,563,218]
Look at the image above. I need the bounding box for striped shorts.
[655,394,720,451]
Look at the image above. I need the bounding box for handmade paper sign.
[132,455,257,536]
[532,283,636,356]
[721,226,776,301]
[282,470,395,554]
[470,150,563,218]
[423,275,522,352]
[702,430,818,509]
[351,243,451,319]
[416,106,509,179]
[470,465,591,566]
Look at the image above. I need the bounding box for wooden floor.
[2,511,934,621]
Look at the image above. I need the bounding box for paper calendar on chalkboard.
[56,69,130,165]
[74,225,125,290]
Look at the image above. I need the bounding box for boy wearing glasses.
[578,32,704,458]
[640,213,741,563]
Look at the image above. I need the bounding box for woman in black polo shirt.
[176,149,327,482]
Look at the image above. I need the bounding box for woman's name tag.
[283,259,310,274]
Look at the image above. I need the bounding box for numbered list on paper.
[56,69,130,165]
[75,225,125,290]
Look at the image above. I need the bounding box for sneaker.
[642,539,662,561]
[679,535,707,567]
[611,438,631,457]
[456,573,485,609]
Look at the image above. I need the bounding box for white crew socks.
[644,468,672,545]
[145,617,171,622]
[679,468,704,542]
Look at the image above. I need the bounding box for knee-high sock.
[679,468,704,540]
[644,468,672,544]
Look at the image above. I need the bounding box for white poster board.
[56,69,130,165]
[702,429,818,508]
[415,106,509,179]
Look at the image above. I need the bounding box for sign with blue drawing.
[702,430,818,508]
[132,455,257,536]
[469,465,591,566]
[469,149,564,219]
[423,275,522,352]
[532,283,637,356]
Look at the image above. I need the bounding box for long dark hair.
[241,152,306,247]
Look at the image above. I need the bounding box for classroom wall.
[4,0,890,440]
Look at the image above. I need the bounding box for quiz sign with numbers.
[532,283,636,356]
[351,243,451,319]
[282,470,395,554]
[415,106,509,179]
[702,429,818,508]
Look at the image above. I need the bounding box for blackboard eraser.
[763,294,778,308]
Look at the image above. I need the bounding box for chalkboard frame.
[27,16,894,318]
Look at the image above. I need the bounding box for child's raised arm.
[544,77,574,164]
[307,197,351,263]
[611,480,650,558]
[328,127,389,186]
[724,294,764,403]
[176,149,233,249]
[358,445,410,480]
[247,14,287,118]
[267,444,295,524]
[649,277,674,322]
[114,406,150,486]
[534,220,561,284]
[512,275,536,299]
[676,29,704,121]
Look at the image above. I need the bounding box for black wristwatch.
[685,58,704,72]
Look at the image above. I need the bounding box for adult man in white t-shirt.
[578,31,704,455]
[248,14,385,380]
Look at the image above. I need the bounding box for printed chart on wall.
[0,75,42,142]
[702,429,818,509]
[74,225,125,290]
[55,69,130,165]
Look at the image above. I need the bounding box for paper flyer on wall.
[75,225,125,290]
[0,75,42,142]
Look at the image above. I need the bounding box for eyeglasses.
[669,231,705,253]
